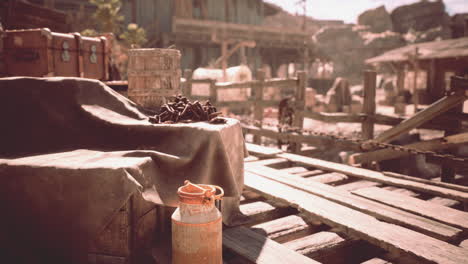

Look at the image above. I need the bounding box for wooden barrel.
[127,48,181,109]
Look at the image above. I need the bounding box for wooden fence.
[182,70,468,181]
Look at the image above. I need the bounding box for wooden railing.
[182,70,468,179]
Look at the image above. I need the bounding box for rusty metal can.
[171,180,223,264]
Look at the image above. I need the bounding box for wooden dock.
[222,143,468,264]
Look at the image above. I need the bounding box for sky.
[264,0,468,23]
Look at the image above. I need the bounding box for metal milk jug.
[171,180,224,264]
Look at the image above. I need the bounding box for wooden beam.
[374,93,467,143]
[223,226,320,264]
[350,132,468,164]
[251,215,319,243]
[244,171,468,263]
[353,187,468,230]
[246,143,283,157]
[277,152,468,203]
[383,171,468,193]
[362,71,376,140]
[245,166,462,241]
[253,70,265,145]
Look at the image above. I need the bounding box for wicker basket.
[127,48,181,109]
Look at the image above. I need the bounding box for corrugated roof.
[366,37,468,64]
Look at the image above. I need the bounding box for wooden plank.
[381,186,419,197]
[245,166,462,241]
[361,258,392,264]
[351,132,468,164]
[427,197,460,208]
[353,187,468,230]
[223,226,320,264]
[337,180,381,192]
[251,215,318,243]
[284,231,347,256]
[279,166,308,174]
[307,172,348,185]
[246,158,289,167]
[239,201,293,226]
[278,152,468,203]
[460,239,468,249]
[384,171,468,193]
[244,171,468,264]
[244,156,259,162]
[294,169,325,178]
[246,143,282,157]
[374,93,467,143]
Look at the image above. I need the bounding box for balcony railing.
[172,17,310,49]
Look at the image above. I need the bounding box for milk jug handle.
[213,185,224,200]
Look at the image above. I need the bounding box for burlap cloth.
[0,77,247,262]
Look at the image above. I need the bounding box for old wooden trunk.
[3,28,108,80]
[88,193,157,264]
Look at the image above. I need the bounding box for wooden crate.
[88,192,157,264]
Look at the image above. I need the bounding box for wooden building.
[119,0,312,75]
[366,37,468,104]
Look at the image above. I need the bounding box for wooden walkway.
[223,143,468,264]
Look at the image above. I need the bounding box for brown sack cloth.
[0,77,246,263]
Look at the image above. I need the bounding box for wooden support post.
[221,41,228,81]
[291,71,306,153]
[182,69,192,97]
[441,76,466,183]
[362,71,376,140]
[253,69,265,145]
[209,79,217,104]
[395,66,406,115]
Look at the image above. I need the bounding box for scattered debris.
[149,95,226,124]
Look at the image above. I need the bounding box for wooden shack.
[366,36,468,105]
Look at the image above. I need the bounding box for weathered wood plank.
[460,239,468,249]
[306,172,348,185]
[353,187,468,230]
[336,180,381,192]
[245,166,462,241]
[239,201,294,226]
[384,171,468,193]
[245,158,289,167]
[361,258,392,264]
[294,169,325,178]
[244,156,259,162]
[223,226,320,264]
[374,93,467,143]
[427,197,460,208]
[251,215,318,243]
[381,186,419,197]
[277,152,468,203]
[279,166,309,174]
[284,231,381,264]
[246,143,283,157]
[244,171,468,264]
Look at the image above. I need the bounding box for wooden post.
[362,70,377,140]
[292,71,306,153]
[253,69,265,145]
[209,79,217,104]
[182,69,192,97]
[221,41,228,81]
[441,76,466,183]
[395,66,406,115]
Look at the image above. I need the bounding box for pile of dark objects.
[149,95,226,124]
